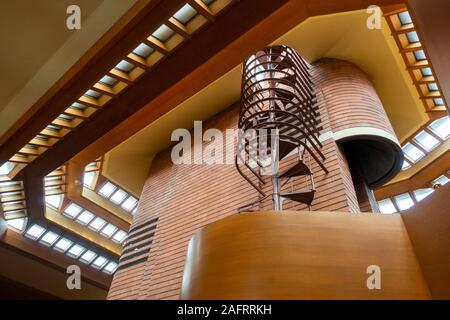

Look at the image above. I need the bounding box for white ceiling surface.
[0,0,137,138]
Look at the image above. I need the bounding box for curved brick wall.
[312,58,397,137]
[312,58,403,188]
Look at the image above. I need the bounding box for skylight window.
[110,189,128,204]
[80,250,97,264]
[406,31,419,43]
[67,244,85,258]
[83,171,96,188]
[103,261,118,274]
[401,160,411,171]
[173,4,198,25]
[433,175,450,187]
[414,50,426,61]
[64,203,82,219]
[152,24,175,42]
[433,98,445,106]
[112,230,127,243]
[413,188,434,202]
[45,195,62,209]
[71,102,87,110]
[99,182,117,198]
[99,75,118,87]
[115,60,135,73]
[100,224,118,238]
[53,238,73,253]
[421,68,433,77]
[76,210,95,225]
[414,130,439,151]
[92,256,108,269]
[85,89,101,99]
[378,199,397,214]
[132,43,154,58]
[25,224,46,240]
[402,143,425,162]
[429,117,450,139]
[398,11,412,25]
[395,193,414,211]
[58,114,74,121]
[427,83,439,92]
[40,231,60,246]
[88,217,107,232]
[0,162,11,175]
[6,218,26,232]
[121,196,138,211]
[46,124,60,132]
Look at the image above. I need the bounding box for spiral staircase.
[235,45,328,211]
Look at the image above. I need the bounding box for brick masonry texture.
[108,58,397,300]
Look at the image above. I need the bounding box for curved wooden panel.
[180,211,430,300]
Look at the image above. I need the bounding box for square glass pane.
[84,89,101,99]
[402,143,425,162]
[0,162,11,175]
[414,50,426,61]
[99,75,118,87]
[427,83,438,92]
[152,24,175,42]
[406,31,419,43]
[92,256,108,269]
[110,189,128,204]
[433,175,450,187]
[99,182,116,198]
[398,11,412,25]
[71,102,87,110]
[100,224,118,237]
[83,171,96,188]
[45,195,62,209]
[429,117,450,139]
[112,230,127,243]
[67,244,86,258]
[64,203,82,219]
[121,196,138,211]
[132,43,154,58]
[103,261,118,274]
[433,98,444,106]
[40,231,60,246]
[76,210,95,225]
[25,224,45,240]
[115,60,135,73]
[413,188,434,202]
[414,130,439,151]
[53,238,73,253]
[6,218,26,232]
[173,4,198,25]
[394,193,414,211]
[378,199,397,214]
[80,250,97,264]
[89,217,107,232]
[420,68,433,77]
[402,160,411,170]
